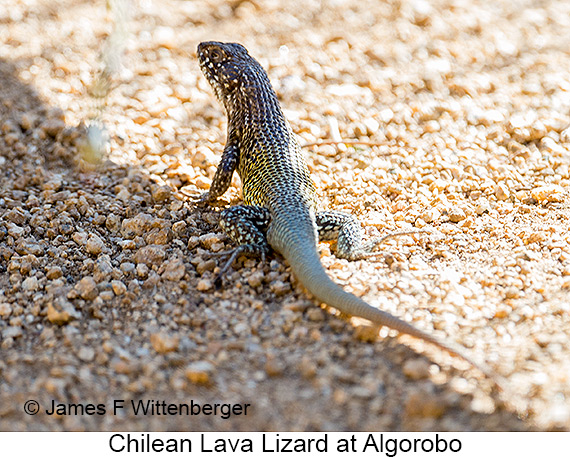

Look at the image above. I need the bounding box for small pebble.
[196,259,216,275]
[47,299,80,325]
[85,233,105,255]
[75,276,98,300]
[402,358,431,380]
[298,357,317,379]
[111,280,127,296]
[134,245,166,266]
[269,280,290,296]
[46,266,63,280]
[495,182,510,201]
[199,233,223,250]
[405,391,447,418]
[354,325,379,343]
[21,277,39,291]
[150,332,179,354]
[197,279,213,291]
[306,307,325,322]
[77,347,95,362]
[265,356,285,377]
[162,257,186,281]
[247,271,264,288]
[0,303,12,318]
[185,361,214,385]
[448,207,466,223]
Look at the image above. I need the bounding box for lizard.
[195,40,497,382]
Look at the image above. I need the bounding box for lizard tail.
[269,220,498,382]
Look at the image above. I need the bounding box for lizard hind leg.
[214,205,271,285]
[316,210,426,261]
[316,210,368,260]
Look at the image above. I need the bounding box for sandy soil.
[1,0,569,431]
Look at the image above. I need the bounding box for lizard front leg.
[199,125,240,203]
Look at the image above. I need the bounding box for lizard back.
[198,41,318,212]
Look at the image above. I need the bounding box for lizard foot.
[213,244,267,288]
[186,191,216,207]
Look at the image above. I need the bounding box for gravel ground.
[1,0,570,431]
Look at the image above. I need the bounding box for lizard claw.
[188,191,214,207]
[178,187,211,205]
[212,245,268,289]
[359,230,430,255]
[212,248,239,289]
[208,249,236,258]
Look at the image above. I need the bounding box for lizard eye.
[209,49,224,63]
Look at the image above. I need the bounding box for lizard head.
[197,41,271,110]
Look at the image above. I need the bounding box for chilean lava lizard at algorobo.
[196,40,496,381]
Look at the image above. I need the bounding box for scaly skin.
[196,41,497,382]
